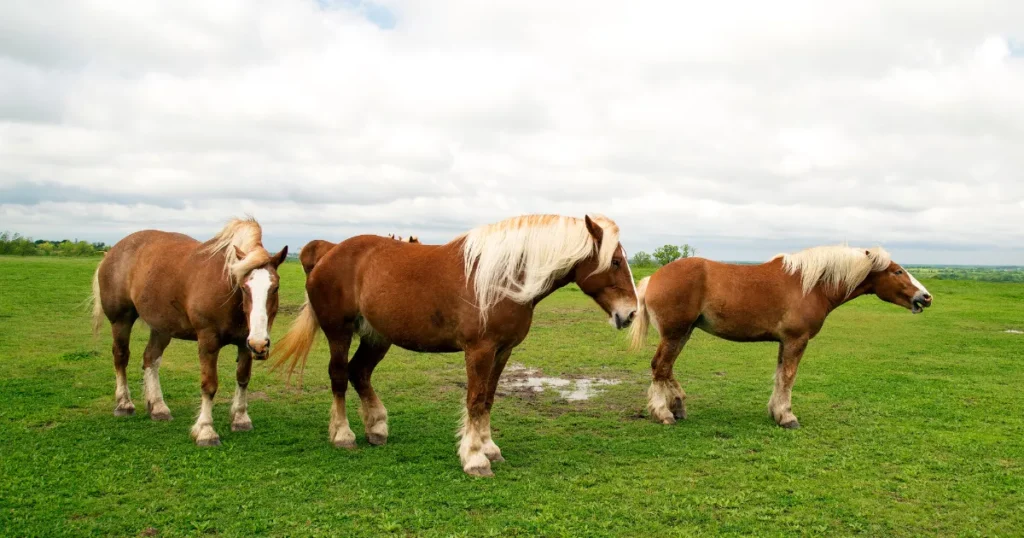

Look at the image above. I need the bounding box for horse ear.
[584,215,604,247]
[271,246,289,268]
[865,250,870,256]
[234,246,247,260]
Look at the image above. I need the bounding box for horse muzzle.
[613,309,637,330]
[911,293,932,314]
[247,339,271,359]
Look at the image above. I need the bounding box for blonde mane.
[201,217,271,287]
[459,214,620,322]
[774,245,892,297]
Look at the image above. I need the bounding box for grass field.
[1,256,1023,537]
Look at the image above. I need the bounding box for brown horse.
[91,218,288,446]
[271,214,638,477]
[300,234,418,277]
[628,245,933,428]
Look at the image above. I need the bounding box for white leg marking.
[358,397,389,446]
[458,408,492,476]
[114,370,134,416]
[190,393,220,446]
[648,379,685,425]
[144,356,172,420]
[768,368,798,426]
[329,396,356,449]
[231,385,252,432]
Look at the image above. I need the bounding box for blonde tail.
[269,293,321,387]
[628,276,652,351]
[90,262,105,339]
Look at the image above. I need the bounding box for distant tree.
[38,242,55,256]
[630,251,654,267]
[680,244,697,259]
[653,244,682,266]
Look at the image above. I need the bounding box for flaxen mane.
[459,214,619,321]
[774,245,891,297]
[202,217,271,287]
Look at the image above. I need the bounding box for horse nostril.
[923,294,932,301]
[627,311,636,322]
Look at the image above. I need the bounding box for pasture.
[1,255,1022,537]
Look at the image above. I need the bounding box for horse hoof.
[781,420,801,429]
[673,410,687,420]
[367,433,388,446]
[231,421,253,432]
[488,454,506,463]
[333,440,358,450]
[151,412,173,422]
[465,466,494,478]
[195,437,221,447]
[113,406,135,417]
[658,416,676,425]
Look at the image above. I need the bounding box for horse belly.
[696,310,777,343]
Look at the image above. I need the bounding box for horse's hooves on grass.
[151,412,173,422]
[673,411,687,420]
[367,433,388,446]
[465,466,494,478]
[231,421,253,432]
[113,407,135,417]
[489,454,506,463]
[659,416,676,425]
[195,437,221,447]
[333,440,358,450]
[781,420,801,429]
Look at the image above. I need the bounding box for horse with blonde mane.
[272,214,638,477]
[91,218,288,446]
[629,245,933,428]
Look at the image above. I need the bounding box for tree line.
[629,244,697,267]
[0,232,108,257]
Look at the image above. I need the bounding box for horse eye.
[612,259,621,268]
[894,270,903,275]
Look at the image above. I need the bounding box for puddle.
[498,364,620,401]
[1005,330,1023,334]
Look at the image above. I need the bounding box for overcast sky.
[1,1,1023,264]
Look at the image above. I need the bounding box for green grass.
[1,256,1022,537]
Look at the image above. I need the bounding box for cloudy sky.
[1,1,1023,264]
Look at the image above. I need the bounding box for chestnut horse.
[91,218,288,446]
[629,245,933,428]
[271,214,638,477]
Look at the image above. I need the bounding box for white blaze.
[246,269,272,343]
[907,270,930,296]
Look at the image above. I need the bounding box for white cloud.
[1,0,1023,264]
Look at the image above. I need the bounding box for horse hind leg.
[142,330,173,421]
[325,327,357,449]
[348,338,392,446]
[648,329,691,425]
[111,316,137,417]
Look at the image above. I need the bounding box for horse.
[628,245,933,428]
[271,214,638,477]
[91,218,288,446]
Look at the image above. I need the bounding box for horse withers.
[272,214,638,477]
[91,218,288,446]
[629,245,932,428]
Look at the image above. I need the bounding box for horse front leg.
[231,345,254,432]
[648,330,690,425]
[459,344,498,477]
[191,335,222,446]
[768,336,809,429]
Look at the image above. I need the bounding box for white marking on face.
[245,269,272,344]
[907,270,930,296]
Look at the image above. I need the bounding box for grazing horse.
[271,214,638,477]
[628,245,933,428]
[91,218,288,446]
[387,233,420,243]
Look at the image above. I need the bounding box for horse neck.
[531,272,576,306]
[814,277,874,313]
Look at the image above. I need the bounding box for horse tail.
[629,276,652,351]
[269,292,320,386]
[90,261,105,339]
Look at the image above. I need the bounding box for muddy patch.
[497,363,619,401]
